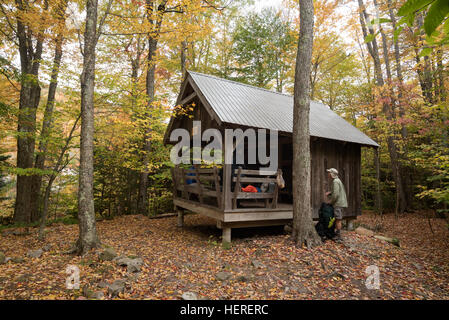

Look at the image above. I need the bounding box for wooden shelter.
[164,71,379,243]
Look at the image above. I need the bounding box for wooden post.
[222,226,231,244]
[233,166,241,209]
[222,128,233,211]
[223,164,232,210]
[194,165,204,204]
[213,166,222,209]
[177,207,184,227]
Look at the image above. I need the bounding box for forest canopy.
[0,0,448,228]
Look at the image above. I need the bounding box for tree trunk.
[38,175,55,240]
[137,1,164,215]
[137,36,157,215]
[39,114,80,240]
[358,0,408,213]
[435,48,446,102]
[414,13,434,104]
[181,40,187,79]
[387,0,408,139]
[291,0,321,248]
[126,36,143,215]
[13,0,46,223]
[387,1,414,210]
[374,147,382,214]
[358,0,383,87]
[30,2,67,222]
[76,0,100,255]
[373,0,392,81]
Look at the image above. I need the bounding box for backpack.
[315,202,336,240]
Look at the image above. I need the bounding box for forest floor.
[0,210,448,300]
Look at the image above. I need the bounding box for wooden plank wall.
[310,138,361,219]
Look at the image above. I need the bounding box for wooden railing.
[171,165,283,211]
[171,165,222,208]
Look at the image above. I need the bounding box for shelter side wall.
[311,139,361,219]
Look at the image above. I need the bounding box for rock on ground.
[11,256,24,263]
[251,260,264,269]
[355,227,375,237]
[99,248,117,261]
[181,292,198,300]
[113,256,143,273]
[216,271,232,281]
[107,279,126,298]
[27,249,43,259]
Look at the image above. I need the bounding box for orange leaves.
[1,212,449,299]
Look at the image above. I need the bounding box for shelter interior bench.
[232,167,282,209]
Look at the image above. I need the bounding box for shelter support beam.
[177,207,184,227]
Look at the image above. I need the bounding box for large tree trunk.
[291,0,321,248]
[30,1,68,222]
[76,0,100,254]
[13,0,46,223]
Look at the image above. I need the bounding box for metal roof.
[188,71,379,147]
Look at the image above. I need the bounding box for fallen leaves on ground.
[0,210,448,300]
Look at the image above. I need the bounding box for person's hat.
[326,168,338,178]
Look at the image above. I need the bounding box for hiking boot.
[333,230,342,242]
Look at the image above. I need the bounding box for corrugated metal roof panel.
[188,71,379,147]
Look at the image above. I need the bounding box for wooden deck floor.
[174,197,293,222]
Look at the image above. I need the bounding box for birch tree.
[76,0,112,254]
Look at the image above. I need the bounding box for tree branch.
[95,0,114,45]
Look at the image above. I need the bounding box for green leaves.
[364,31,380,43]
[367,18,391,27]
[397,0,434,17]
[393,25,404,42]
[231,7,295,89]
[418,47,432,57]
[398,0,449,40]
[423,0,449,36]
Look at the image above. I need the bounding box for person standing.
[325,168,348,241]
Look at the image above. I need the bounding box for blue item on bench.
[186,166,196,185]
